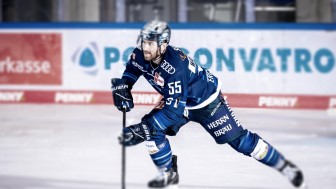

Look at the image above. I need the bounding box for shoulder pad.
[131,48,143,61]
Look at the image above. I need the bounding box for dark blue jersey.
[122,45,221,131]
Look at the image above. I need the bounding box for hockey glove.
[119,122,154,146]
[111,78,134,112]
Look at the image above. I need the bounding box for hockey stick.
[122,108,126,189]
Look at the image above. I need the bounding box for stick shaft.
[122,109,126,189]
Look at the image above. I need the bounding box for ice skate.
[148,155,179,188]
[280,160,306,188]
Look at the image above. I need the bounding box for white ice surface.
[0,104,336,189]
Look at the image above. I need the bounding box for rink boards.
[0,89,335,110]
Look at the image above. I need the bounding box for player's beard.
[144,49,161,63]
[143,51,152,61]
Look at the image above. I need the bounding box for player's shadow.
[0,174,116,189]
[0,175,280,189]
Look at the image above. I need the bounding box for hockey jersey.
[122,45,221,131]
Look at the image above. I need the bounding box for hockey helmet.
[140,20,171,46]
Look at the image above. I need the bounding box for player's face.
[142,39,160,61]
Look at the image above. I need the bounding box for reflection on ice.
[0,105,335,189]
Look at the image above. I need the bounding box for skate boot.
[279,160,306,188]
[148,155,179,188]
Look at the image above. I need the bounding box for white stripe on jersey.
[185,80,222,110]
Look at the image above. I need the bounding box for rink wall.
[0,23,335,109]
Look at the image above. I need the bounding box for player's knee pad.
[251,138,283,166]
[229,130,282,166]
[250,137,269,161]
[146,138,173,170]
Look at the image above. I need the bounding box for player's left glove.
[118,122,155,146]
[111,78,134,112]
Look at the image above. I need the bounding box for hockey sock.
[229,130,285,168]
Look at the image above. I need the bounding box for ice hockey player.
[111,20,305,188]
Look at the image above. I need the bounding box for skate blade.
[148,184,179,189]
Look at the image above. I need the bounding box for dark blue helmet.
[140,20,171,46]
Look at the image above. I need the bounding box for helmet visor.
[140,32,159,42]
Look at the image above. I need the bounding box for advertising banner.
[60,29,336,95]
[0,33,62,85]
[0,24,335,109]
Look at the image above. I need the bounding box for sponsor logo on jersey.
[210,102,222,116]
[132,61,146,72]
[154,72,165,87]
[205,69,215,83]
[188,56,196,73]
[160,60,175,74]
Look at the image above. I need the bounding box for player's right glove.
[118,122,155,146]
[111,78,134,112]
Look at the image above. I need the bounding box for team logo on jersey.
[154,72,165,87]
[160,60,175,74]
[179,53,187,61]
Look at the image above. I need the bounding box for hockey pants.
[142,94,285,171]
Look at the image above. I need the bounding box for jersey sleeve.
[121,48,144,88]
